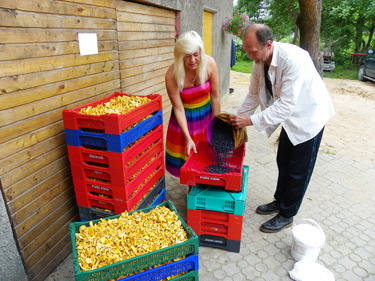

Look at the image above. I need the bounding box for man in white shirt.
[230,24,335,233]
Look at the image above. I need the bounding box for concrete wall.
[0,192,27,281]
[141,0,233,100]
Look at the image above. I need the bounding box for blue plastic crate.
[150,188,166,206]
[187,165,249,215]
[117,254,199,281]
[65,110,163,152]
[169,270,199,281]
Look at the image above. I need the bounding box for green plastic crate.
[187,165,249,215]
[69,200,199,281]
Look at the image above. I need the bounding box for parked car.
[323,61,336,72]
[322,52,335,72]
[357,49,375,82]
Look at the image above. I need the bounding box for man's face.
[243,30,272,64]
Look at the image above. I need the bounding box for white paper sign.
[78,33,98,56]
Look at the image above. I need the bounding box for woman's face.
[183,49,201,71]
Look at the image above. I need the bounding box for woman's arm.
[206,56,221,116]
[165,65,197,155]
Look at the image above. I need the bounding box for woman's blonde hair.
[173,31,206,92]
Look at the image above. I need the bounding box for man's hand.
[229,115,252,129]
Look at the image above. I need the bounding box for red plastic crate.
[187,209,244,228]
[187,209,243,240]
[74,165,165,214]
[62,92,162,135]
[71,154,164,202]
[67,125,163,170]
[180,140,245,191]
[70,148,164,187]
[72,172,165,208]
[187,220,243,241]
[77,177,166,220]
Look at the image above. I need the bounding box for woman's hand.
[186,138,197,157]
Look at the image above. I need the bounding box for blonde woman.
[165,31,221,179]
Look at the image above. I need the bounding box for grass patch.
[231,60,253,73]
[323,64,358,80]
[233,60,358,80]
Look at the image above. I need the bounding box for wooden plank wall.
[116,1,174,132]
[0,0,120,280]
[0,0,175,279]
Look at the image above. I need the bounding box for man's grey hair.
[243,24,273,46]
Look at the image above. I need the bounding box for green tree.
[236,0,324,75]
[321,0,375,56]
[235,0,297,42]
[236,0,375,67]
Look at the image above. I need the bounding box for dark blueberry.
[205,118,240,175]
[210,119,234,154]
[204,164,234,174]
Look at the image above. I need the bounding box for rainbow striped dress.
[166,80,213,178]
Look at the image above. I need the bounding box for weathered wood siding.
[0,0,175,280]
[116,1,174,132]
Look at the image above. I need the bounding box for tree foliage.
[235,0,297,42]
[235,0,323,74]
[235,0,375,66]
[321,0,375,54]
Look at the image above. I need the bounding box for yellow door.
[203,11,213,56]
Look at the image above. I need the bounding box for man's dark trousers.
[274,127,324,218]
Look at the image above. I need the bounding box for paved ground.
[45,85,375,281]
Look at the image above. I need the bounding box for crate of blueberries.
[180,140,245,191]
[180,115,246,191]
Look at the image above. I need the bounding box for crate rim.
[187,165,249,215]
[62,92,161,116]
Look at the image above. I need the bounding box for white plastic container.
[291,219,325,262]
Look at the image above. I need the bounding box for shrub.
[222,12,250,38]
[234,39,249,61]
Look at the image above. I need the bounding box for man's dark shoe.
[256,200,280,215]
[260,214,293,233]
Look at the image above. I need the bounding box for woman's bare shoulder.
[166,64,174,76]
[165,64,179,94]
[205,55,218,74]
[165,64,177,84]
[205,55,215,63]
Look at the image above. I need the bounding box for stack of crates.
[180,140,248,253]
[70,201,200,281]
[62,92,166,221]
[186,166,249,253]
